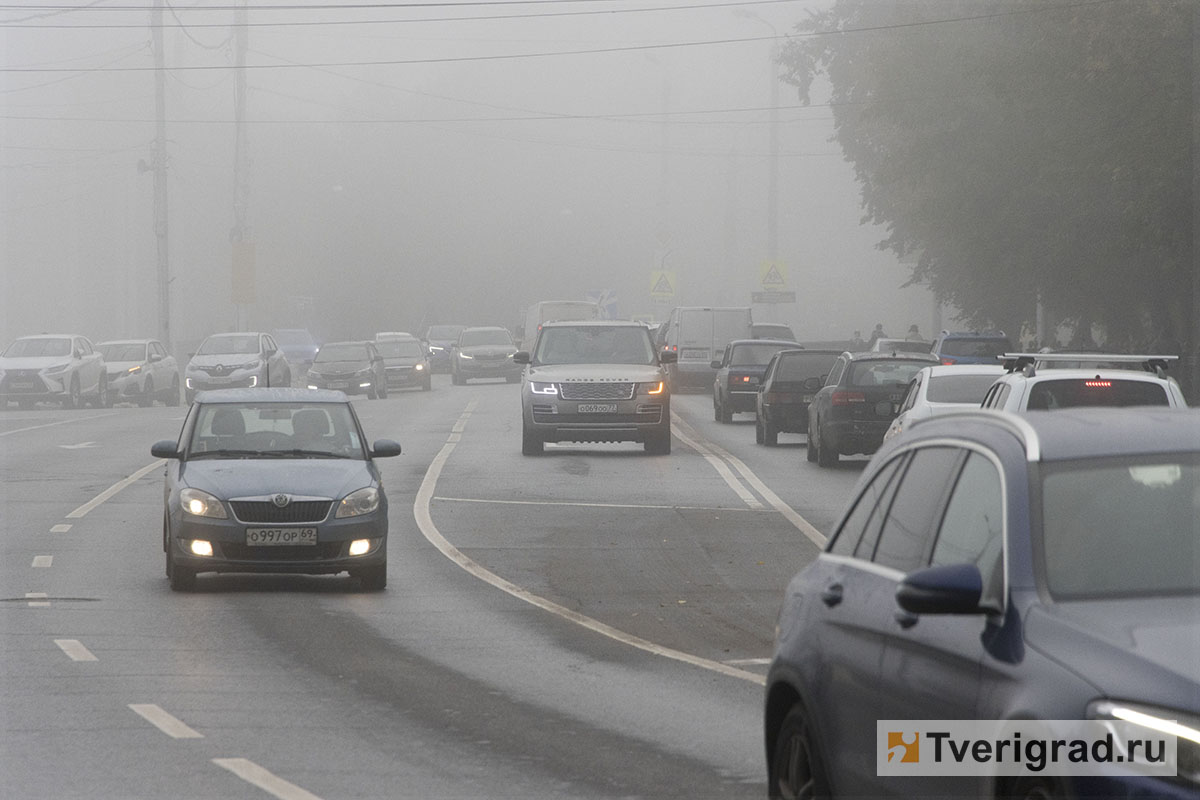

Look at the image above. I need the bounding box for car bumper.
[384,367,428,387]
[524,398,669,443]
[456,359,521,379]
[0,373,69,402]
[186,372,262,393]
[727,389,760,412]
[108,373,146,397]
[824,418,891,455]
[763,402,811,432]
[169,511,387,575]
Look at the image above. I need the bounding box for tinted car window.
[927,374,1002,403]
[729,343,791,366]
[315,344,369,362]
[829,454,906,557]
[460,329,513,347]
[197,334,259,355]
[873,446,961,572]
[932,452,1005,608]
[99,343,147,361]
[848,359,927,388]
[1041,456,1199,599]
[776,352,839,382]
[1025,379,1169,409]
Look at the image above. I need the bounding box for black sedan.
[754,348,840,445]
[151,388,402,591]
[306,341,388,399]
[710,338,797,423]
[806,350,938,466]
[766,407,1200,799]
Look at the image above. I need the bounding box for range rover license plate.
[578,403,617,413]
[246,527,317,546]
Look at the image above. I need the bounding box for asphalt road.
[0,377,867,799]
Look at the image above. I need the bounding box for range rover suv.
[513,321,677,455]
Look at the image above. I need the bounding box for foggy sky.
[2,0,936,353]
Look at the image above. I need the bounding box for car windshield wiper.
[187,448,282,459]
[282,449,354,459]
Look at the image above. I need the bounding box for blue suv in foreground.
[766,407,1199,799]
[930,329,1013,365]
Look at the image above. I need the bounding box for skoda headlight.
[1089,700,1200,785]
[530,381,558,396]
[180,488,227,519]
[336,486,380,518]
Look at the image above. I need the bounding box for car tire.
[817,426,838,467]
[167,376,181,406]
[65,375,81,409]
[644,428,671,455]
[718,398,733,424]
[763,418,779,446]
[769,704,831,800]
[367,382,378,400]
[139,377,154,407]
[755,416,765,444]
[355,564,387,592]
[167,553,195,591]
[521,424,543,455]
[377,378,388,399]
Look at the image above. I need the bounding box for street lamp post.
[735,10,781,266]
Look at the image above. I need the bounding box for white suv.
[981,355,1187,412]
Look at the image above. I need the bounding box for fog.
[2,0,936,353]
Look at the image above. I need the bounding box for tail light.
[1084,380,1112,388]
[941,357,956,365]
[831,391,866,406]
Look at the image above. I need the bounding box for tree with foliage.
[780,0,1194,354]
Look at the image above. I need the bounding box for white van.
[658,306,753,391]
[520,300,603,351]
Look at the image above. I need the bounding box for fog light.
[348,539,371,556]
[189,540,213,557]
[359,382,372,388]
[307,384,318,390]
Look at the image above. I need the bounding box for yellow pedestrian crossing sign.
[650,270,676,298]
[759,261,787,290]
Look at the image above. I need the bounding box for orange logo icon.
[887,732,920,763]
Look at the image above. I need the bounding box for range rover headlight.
[639,381,666,396]
[530,382,558,396]
[336,486,379,518]
[180,488,227,519]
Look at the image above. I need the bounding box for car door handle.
[894,610,919,629]
[821,583,843,607]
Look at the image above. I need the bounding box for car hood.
[180,458,374,500]
[280,345,317,357]
[0,356,75,371]
[459,345,516,356]
[1025,596,1200,712]
[188,354,260,370]
[311,360,370,371]
[528,364,665,383]
[382,357,421,366]
[105,360,145,372]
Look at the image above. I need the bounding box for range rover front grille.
[559,383,635,401]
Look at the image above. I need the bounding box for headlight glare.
[348,539,372,556]
[1089,700,1200,785]
[180,488,227,519]
[414,364,425,371]
[336,486,379,518]
[189,540,214,557]
[640,381,666,395]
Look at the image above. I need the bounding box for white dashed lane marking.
[32,556,53,568]
[128,704,203,739]
[54,639,97,662]
[50,524,72,533]
[213,759,325,800]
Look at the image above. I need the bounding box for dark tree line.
[780,0,1196,356]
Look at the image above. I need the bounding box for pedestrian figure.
[867,323,887,347]
[906,324,921,341]
[851,330,865,350]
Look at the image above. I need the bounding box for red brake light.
[831,390,866,405]
[1084,380,1112,388]
[941,358,956,365]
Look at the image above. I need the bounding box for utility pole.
[231,0,253,331]
[151,0,171,348]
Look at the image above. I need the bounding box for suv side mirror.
[659,350,677,364]
[370,439,402,458]
[896,563,983,615]
[803,376,823,391]
[710,359,722,370]
[512,351,531,365]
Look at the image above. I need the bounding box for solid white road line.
[32,555,52,568]
[434,496,753,513]
[66,459,164,519]
[54,639,98,662]
[128,704,203,739]
[414,406,766,687]
[724,657,771,666]
[668,422,764,509]
[50,524,72,533]
[0,413,116,438]
[25,592,49,608]
[212,759,324,800]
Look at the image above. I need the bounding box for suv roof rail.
[908,408,1041,462]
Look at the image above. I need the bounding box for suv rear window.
[777,353,839,382]
[927,373,1002,403]
[940,338,1011,357]
[1025,379,1169,409]
[848,360,927,387]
